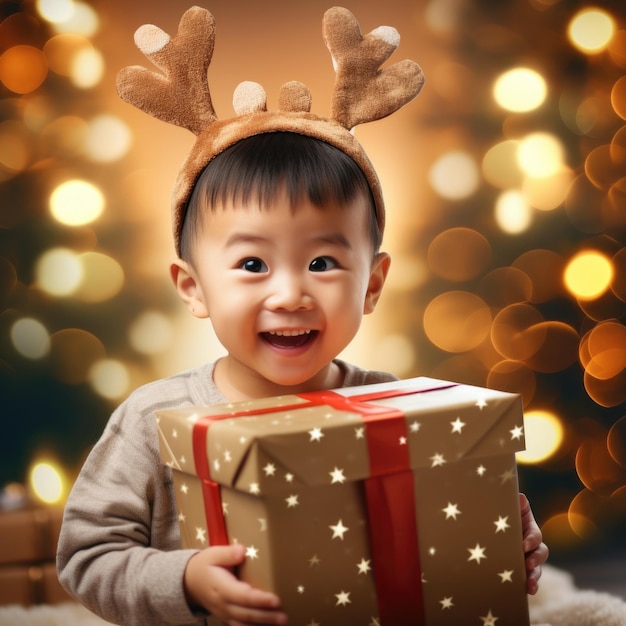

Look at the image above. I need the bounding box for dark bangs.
[180,132,380,260]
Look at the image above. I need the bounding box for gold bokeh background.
[1,0,625,573]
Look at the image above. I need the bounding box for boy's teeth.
[268,330,311,337]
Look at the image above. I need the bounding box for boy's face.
[171,190,390,401]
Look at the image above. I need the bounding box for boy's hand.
[184,544,288,625]
[519,493,549,595]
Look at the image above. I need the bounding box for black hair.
[179,132,381,261]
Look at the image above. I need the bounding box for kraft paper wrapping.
[156,377,530,626]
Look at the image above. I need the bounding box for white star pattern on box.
[468,543,487,564]
[263,463,276,476]
[330,467,346,483]
[224,450,232,462]
[430,453,446,467]
[510,425,524,440]
[335,590,351,606]
[329,519,349,539]
[309,427,324,442]
[286,494,299,508]
[410,420,421,432]
[500,469,516,484]
[499,569,514,583]
[440,596,454,609]
[481,609,499,625]
[450,417,465,433]
[355,426,364,439]
[475,397,488,409]
[442,502,461,520]
[180,483,189,494]
[357,558,371,574]
[308,555,320,567]
[477,464,487,476]
[195,527,206,544]
[297,585,304,594]
[249,482,260,495]
[245,545,259,559]
[285,472,294,482]
[494,515,510,533]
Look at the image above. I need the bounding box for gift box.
[156,377,530,626]
[0,563,71,606]
[0,504,71,606]
[0,505,63,566]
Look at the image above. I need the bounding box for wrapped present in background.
[0,503,71,606]
[157,377,530,626]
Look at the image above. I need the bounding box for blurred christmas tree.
[402,0,626,556]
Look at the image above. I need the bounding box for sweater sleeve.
[56,382,205,626]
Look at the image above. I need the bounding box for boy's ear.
[170,259,210,318]
[364,252,391,314]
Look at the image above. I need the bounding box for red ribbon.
[192,383,455,625]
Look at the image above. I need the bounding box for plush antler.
[116,6,424,255]
[116,6,216,135]
[323,6,424,130]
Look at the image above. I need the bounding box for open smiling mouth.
[260,329,318,349]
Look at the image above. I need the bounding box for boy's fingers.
[226,605,288,625]
[526,565,542,596]
[202,543,247,567]
[221,578,282,609]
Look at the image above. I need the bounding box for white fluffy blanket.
[0,565,625,625]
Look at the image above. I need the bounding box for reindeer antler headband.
[116,6,424,256]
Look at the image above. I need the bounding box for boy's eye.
[309,256,338,272]
[240,258,268,273]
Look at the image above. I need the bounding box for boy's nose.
[265,273,313,311]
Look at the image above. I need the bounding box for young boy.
[57,7,547,626]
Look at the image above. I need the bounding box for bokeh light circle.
[73,252,124,302]
[85,115,132,162]
[491,303,544,361]
[478,267,533,307]
[512,249,565,302]
[89,359,130,400]
[517,132,565,178]
[429,151,480,200]
[10,318,51,359]
[427,227,492,281]
[607,417,626,468]
[423,291,492,352]
[487,360,536,408]
[482,140,523,189]
[128,311,174,355]
[564,251,613,300]
[576,435,626,495]
[35,247,83,296]
[49,179,104,226]
[567,8,616,54]
[493,67,547,113]
[0,45,48,94]
[516,409,563,464]
[30,461,64,504]
[611,75,626,121]
[494,190,532,234]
